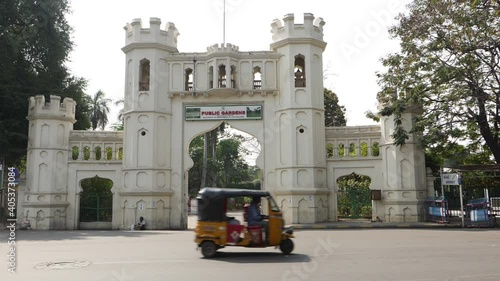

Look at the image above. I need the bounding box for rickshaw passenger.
[247,197,268,242]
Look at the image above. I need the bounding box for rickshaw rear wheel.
[280,239,294,255]
[201,241,217,258]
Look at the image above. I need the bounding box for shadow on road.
[0,230,175,241]
[208,252,310,263]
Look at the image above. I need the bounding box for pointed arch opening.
[185,68,194,91]
[336,173,372,220]
[208,66,214,88]
[294,54,306,87]
[253,66,262,89]
[187,122,261,201]
[139,59,150,91]
[79,176,113,229]
[218,64,226,88]
[230,65,236,88]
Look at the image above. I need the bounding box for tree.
[375,0,500,163]
[201,123,225,189]
[216,138,251,188]
[188,128,256,196]
[337,173,372,219]
[324,88,347,127]
[0,0,90,165]
[111,99,124,131]
[89,90,111,131]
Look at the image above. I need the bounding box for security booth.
[465,198,494,227]
[426,197,449,224]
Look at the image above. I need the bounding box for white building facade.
[17,14,431,230]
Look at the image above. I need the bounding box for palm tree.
[115,99,124,123]
[89,90,112,130]
[110,99,124,131]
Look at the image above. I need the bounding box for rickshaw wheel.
[201,241,217,258]
[280,239,294,255]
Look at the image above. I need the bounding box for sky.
[66,0,414,127]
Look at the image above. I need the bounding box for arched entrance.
[336,173,372,220]
[187,121,262,197]
[79,176,113,230]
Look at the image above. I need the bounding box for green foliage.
[188,130,259,196]
[326,143,334,158]
[0,0,90,166]
[225,181,261,190]
[337,173,372,218]
[89,90,112,130]
[376,0,500,163]
[117,147,123,160]
[111,99,124,131]
[338,144,345,158]
[95,147,102,160]
[372,142,380,157]
[80,176,113,195]
[324,88,347,127]
[360,143,368,157]
[72,146,79,160]
[106,147,113,160]
[83,146,90,160]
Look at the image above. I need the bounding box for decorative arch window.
[294,54,306,87]
[83,146,91,160]
[218,64,226,88]
[72,146,79,160]
[360,142,369,157]
[253,66,262,89]
[338,143,345,158]
[372,142,380,157]
[185,68,193,91]
[230,65,236,88]
[326,143,334,159]
[95,146,102,160]
[139,59,150,91]
[117,147,124,160]
[208,66,214,89]
[105,147,113,160]
[349,143,356,157]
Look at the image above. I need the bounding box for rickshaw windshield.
[268,196,280,212]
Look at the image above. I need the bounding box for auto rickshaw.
[194,187,294,258]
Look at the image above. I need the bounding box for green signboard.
[185,105,262,121]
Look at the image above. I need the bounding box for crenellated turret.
[20,95,75,230]
[27,95,76,123]
[270,13,326,50]
[122,17,179,53]
[206,43,240,54]
[269,13,328,224]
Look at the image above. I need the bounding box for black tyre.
[279,238,294,255]
[201,241,217,258]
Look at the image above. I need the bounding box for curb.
[290,223,466,230]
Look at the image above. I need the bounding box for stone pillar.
[270,13,329,223]
[121,18,179,229]
[379,104,427,222]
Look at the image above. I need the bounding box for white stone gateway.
[17,13,431,230]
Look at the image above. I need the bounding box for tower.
[378,103,427,222]
[19,95,76,229]
[120,18,181,229]
[270,14,329,223]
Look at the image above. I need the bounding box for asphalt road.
[1,228,499,281]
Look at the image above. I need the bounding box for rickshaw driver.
[247,197,269,243]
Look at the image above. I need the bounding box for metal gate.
[491,197,500,216]
[79,194,112,222]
